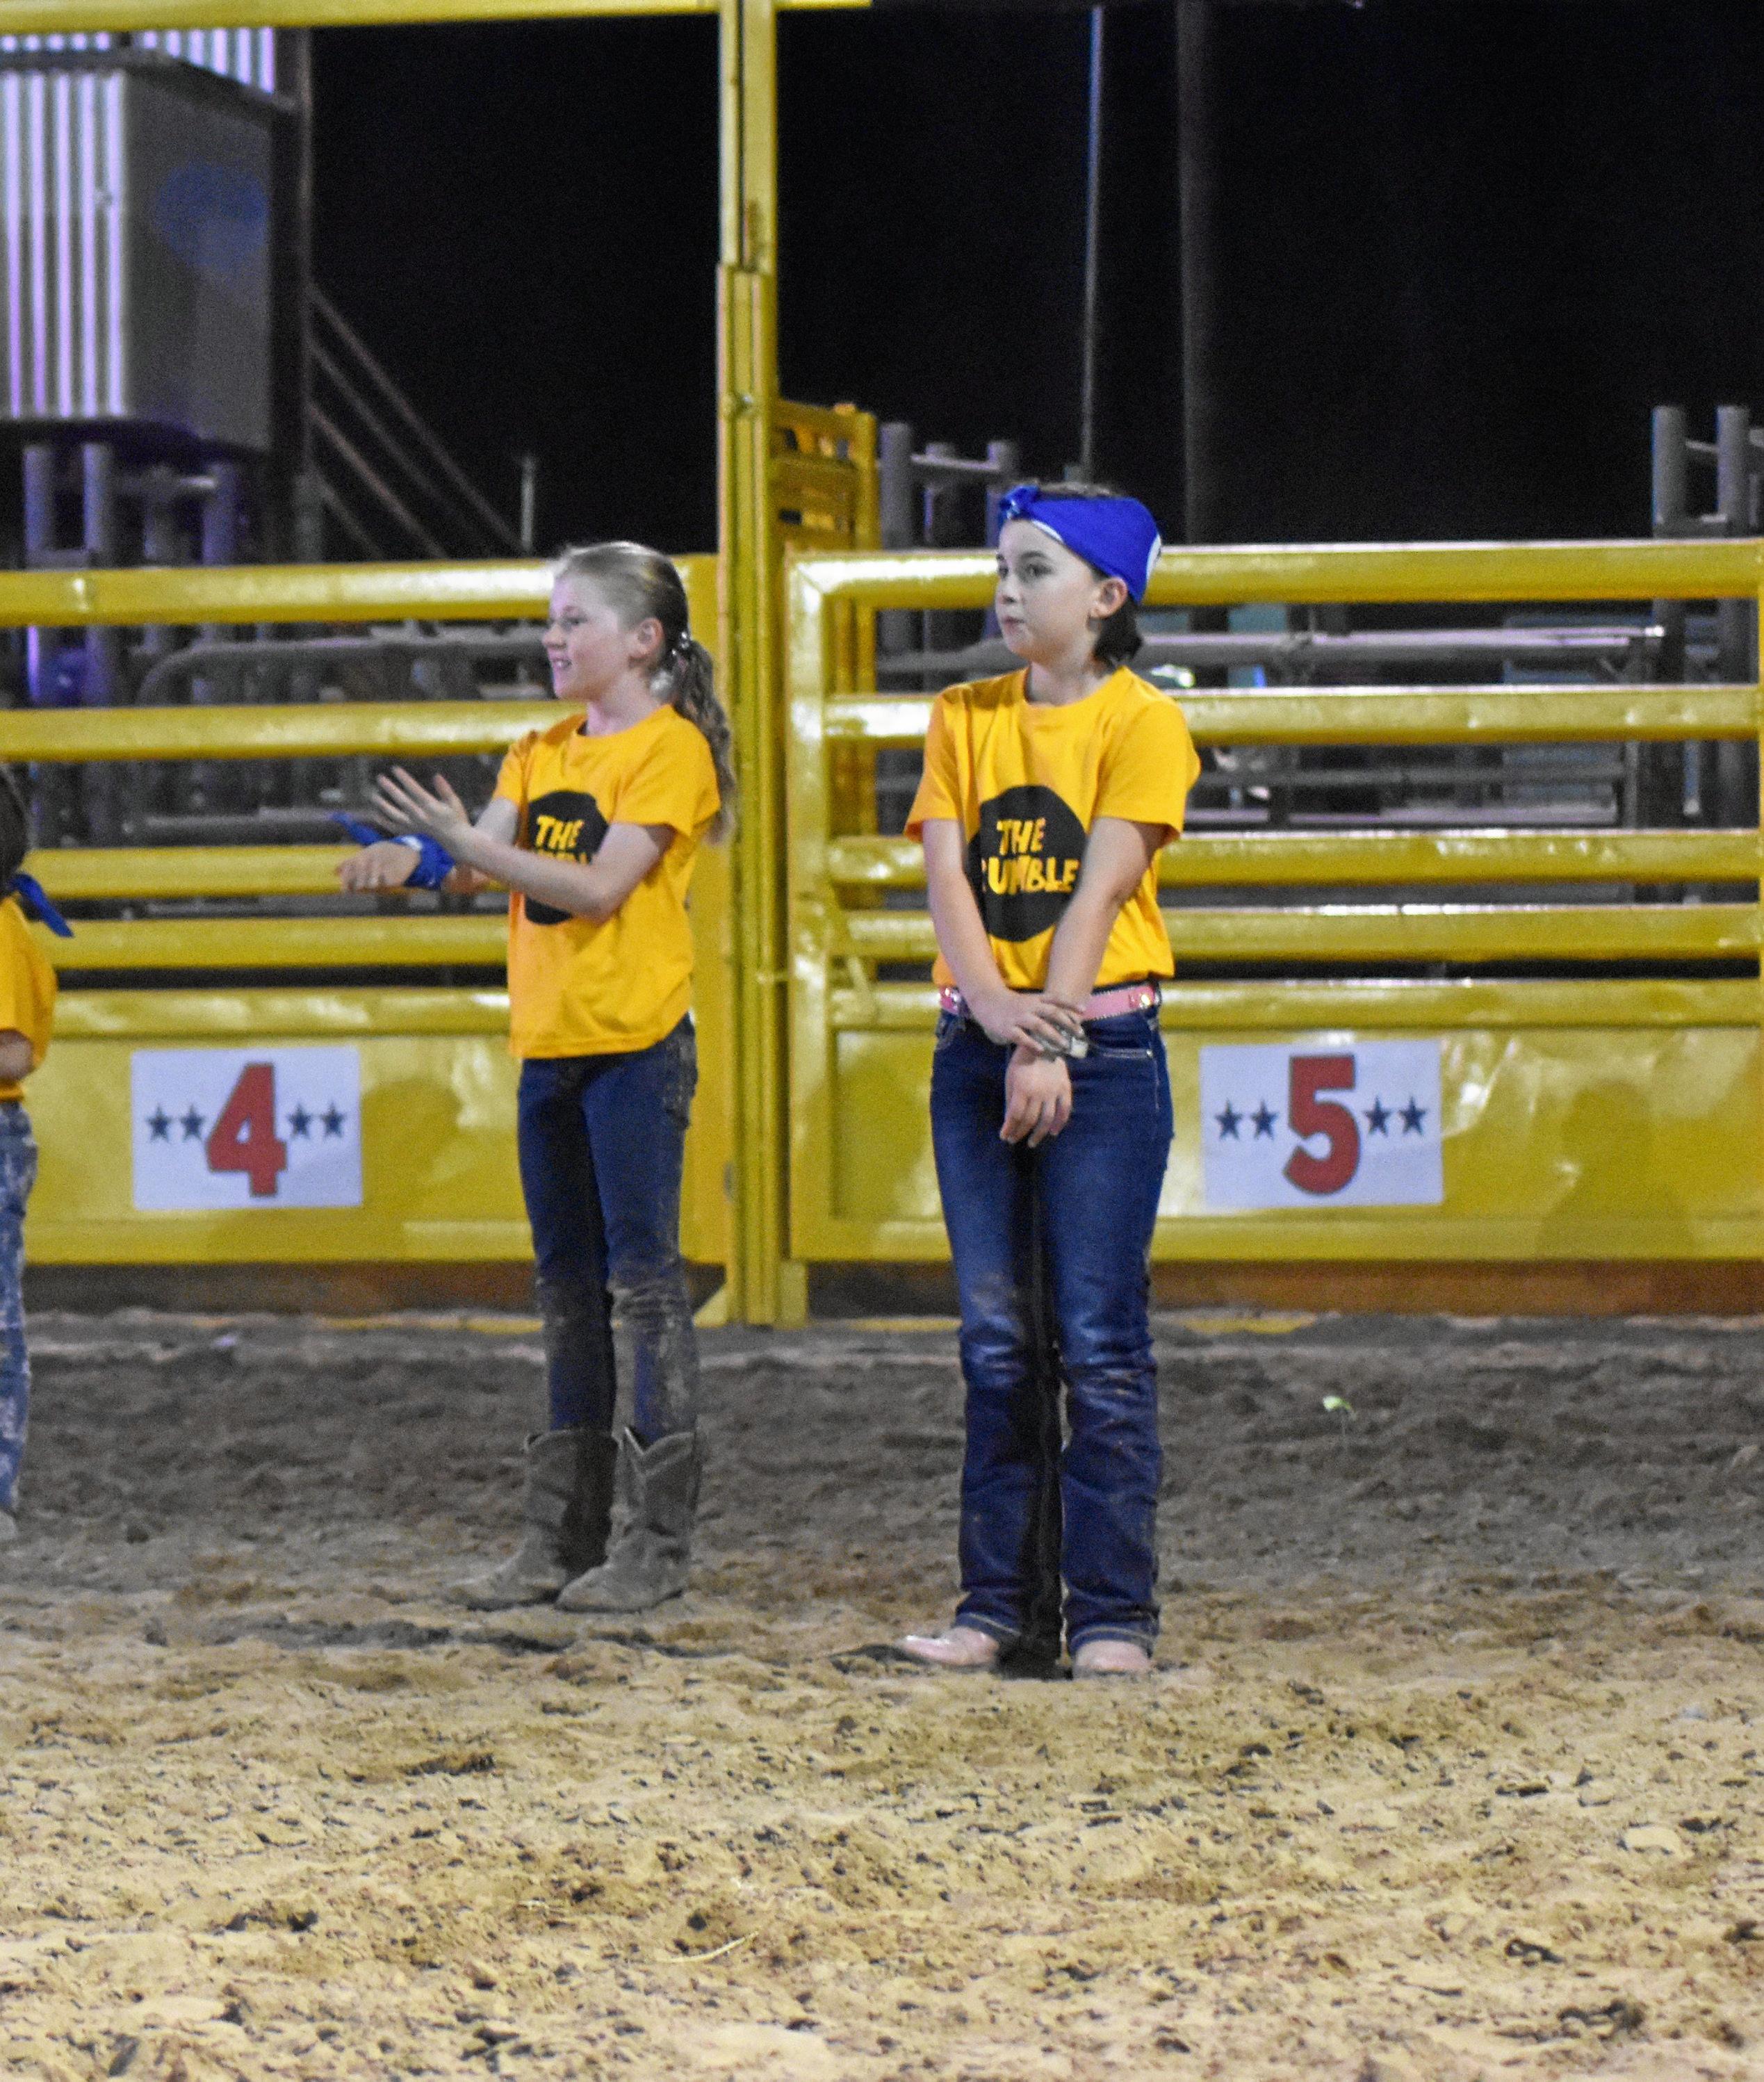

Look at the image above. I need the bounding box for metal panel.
[132,30,276,88]
[0,55,272,448]
[26,1025,533,1265]
[28,968,730,1267]
[0,58,120,416]
[812,1023,1764,1264]
[0,5,734,28]
[1,29,274,88]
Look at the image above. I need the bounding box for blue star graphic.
[1250,1103,1277,1139]
[1215,1102,1242,1141]
[1364,1098,1391,1135]
[146,1108,172,1143]
[320,1105,347,1139]
[287,1105,313,1140]
[1400,1097,1428,1135]
[179,1106,206,1141]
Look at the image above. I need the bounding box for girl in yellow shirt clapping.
[339,544,733,1613]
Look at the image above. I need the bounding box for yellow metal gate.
[785,540,1764,1271]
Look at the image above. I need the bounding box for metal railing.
[0,555,733,1274]
[0,562,564,967]
[309,288,527,564]
[785,539,1764,1266]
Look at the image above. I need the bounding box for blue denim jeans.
[929,1007,1173,1654]
[0,1103,38,1514]
[516,1018,699,1445]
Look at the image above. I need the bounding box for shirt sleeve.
[904,697,965,838]
[492,731,537,808]
[1094,695,1203,842]
[0,905,55,1068]
[612,723,720,838]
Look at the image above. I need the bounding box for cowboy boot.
[452,1427,617,1609]
[555,1429,700,1613]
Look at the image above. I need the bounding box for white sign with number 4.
[131,1047,363,1211]
[1199,1039,1444,1212]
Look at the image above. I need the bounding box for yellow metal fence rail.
[785,541,1764,1267]
[0,554,735,1274]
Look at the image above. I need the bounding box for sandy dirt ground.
[1,1306,1761,2081]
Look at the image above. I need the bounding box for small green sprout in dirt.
[1321,1394,1355,1440]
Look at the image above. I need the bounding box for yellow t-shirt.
[0,896,56,1102]
[906,667,1201,992]
[493,704,720,1059]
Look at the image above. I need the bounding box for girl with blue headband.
[901,482,1200,1677]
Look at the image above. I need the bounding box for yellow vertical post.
[718,0,801,1324]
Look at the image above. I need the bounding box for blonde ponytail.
[553,541,739,843]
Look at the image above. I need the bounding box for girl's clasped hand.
[956,984,1085,1148]
[1001,1044,1073,1147]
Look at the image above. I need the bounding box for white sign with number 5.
[130,1047,363,1211]
[1199,1039,1444,1211]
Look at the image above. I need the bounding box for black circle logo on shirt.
[965,784,1089,942]
[522,788,609,927]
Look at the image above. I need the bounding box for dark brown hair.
[553,542,737,841]
[0,768,30,884]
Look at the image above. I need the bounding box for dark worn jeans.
[516,1018,699,1445]
[929,1007,1173,1655]
[0,1103,37,1513]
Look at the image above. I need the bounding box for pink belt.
[938,981,1160,1022]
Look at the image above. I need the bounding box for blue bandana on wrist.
[330,813,454,892]
[996,483,1163,602]
[8,871,72,938]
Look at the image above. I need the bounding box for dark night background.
[311,0,1764,556]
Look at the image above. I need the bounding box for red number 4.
[206,1062,289,1199]
[1284,1053,1360,1197]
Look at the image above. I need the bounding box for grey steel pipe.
[136,632,549,706]
[875,626,1664,680]
[1713,405,1758,828]
[910,453,1013,485]
[984,441,1021,544]
[1177,0,1223,544]
[81,442,124,840]
[879,423,915,548]
[1079,5,1104,480]
[1651,405,1688,533]
[878,423,917,661]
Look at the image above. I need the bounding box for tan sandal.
[1072,1638,1152,1677]
[897,1625,1001,1670]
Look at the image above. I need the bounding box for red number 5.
[1284,1053,1359,1196]
[206,1062,289,1199]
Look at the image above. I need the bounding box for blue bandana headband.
[996,483,1163,603]
[8,872,72,938]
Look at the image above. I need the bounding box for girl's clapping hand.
[337,840,421,893]
[1001,1045,1072,1146]
[370,767,475,849]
